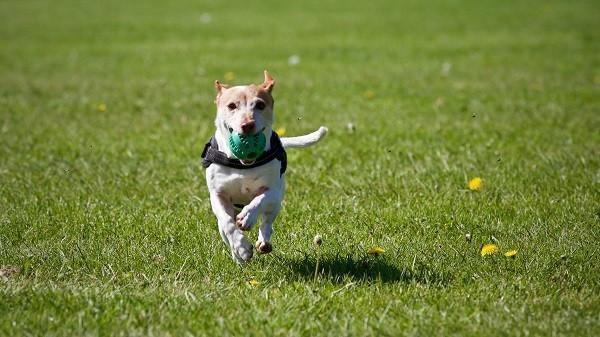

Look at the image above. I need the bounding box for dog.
[201,70,327,264]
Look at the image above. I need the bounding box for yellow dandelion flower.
[224,71,236,81]
[248,279,259,287]
[97,103,107,112]
[368,247,385,255]
[504,250,517,258]
[363,90,375,99]
[468,177,482,191]
[480,243,498,256]
[275,127,286,137]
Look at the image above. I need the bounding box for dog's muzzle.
[225,123,266,162]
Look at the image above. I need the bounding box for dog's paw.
[236,207,259,231]
[255,241,272,254]
[231,232,253,264]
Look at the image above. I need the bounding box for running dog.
[201,71,327,264]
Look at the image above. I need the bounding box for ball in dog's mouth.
[228,129,266,161]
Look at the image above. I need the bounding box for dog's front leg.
[235,187,278,231]
[236,188,282,254]
[209,192,253,264]
[255,203,281,254]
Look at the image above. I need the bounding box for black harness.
[201,132,287,175]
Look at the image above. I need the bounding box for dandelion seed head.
[288,55,301,66]
[199,13,212,24]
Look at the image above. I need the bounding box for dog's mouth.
[223,122,266,164]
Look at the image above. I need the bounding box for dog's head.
[214,70,275,136]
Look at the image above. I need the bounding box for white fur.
[206,121,327,264]
[281,127,329,148]
[207,72,326,263]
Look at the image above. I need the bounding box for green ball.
[228,131,266,160]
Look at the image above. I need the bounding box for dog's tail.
[280,126,328,149]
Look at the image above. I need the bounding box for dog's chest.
[206,160,282,203]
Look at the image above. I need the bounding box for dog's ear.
[214,80,230,104]
[215,80,230,92]
[261,70,275,93]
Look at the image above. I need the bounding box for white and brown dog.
[202,71,327,264]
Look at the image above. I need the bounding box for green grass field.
[1,0,599,335]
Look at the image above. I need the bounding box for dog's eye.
[227,103,237,110]
[255,101,266,110]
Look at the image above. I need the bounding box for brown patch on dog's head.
[261,70,275,93]
[214,80,230,104]
[213,71,277,135]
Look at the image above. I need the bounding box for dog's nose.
[241,121,256,134]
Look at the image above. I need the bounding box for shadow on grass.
[282,253,452,286]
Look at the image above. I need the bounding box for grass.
[1,0,599,335]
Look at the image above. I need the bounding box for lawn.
[1,0,599,336]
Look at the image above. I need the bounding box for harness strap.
[201,132,287,175]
